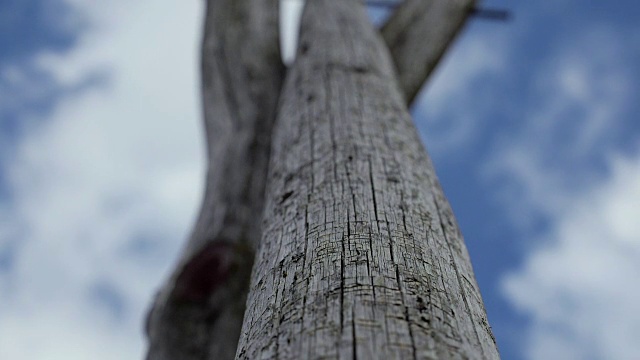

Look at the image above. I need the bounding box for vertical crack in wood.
[341,211,347,334]
[433,191,484,357]
[352,302,358,359]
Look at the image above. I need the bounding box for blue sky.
[1,0,639,359]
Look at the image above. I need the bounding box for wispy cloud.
[489,27,640,359]
[503,151,640,360]
[485,26,636,230]
[0,0,204,358]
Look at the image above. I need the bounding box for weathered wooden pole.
[235,0,498,358]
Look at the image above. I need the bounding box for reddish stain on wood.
[172,242,235,303]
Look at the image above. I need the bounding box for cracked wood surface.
[381,0,476,105]
[144,0,283,359]
[235,0,499,359]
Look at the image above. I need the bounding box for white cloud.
[491,28,640,360]
[0,0,204,358]
[503,151,640,360]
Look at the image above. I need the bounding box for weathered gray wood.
[236,0,498,359]
[144,0,284,359]
[381,0,475,105]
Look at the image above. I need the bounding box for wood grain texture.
[144,0,284,359]
[381,0,476,105]
[236,0,498,359]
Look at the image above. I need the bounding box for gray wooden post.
[381,0,477,105]
[235,0,499,358]
[144,0,283,359]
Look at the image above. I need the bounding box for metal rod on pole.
[470,7,511,21]
[365,1,511,22]
[365,0,400,8]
